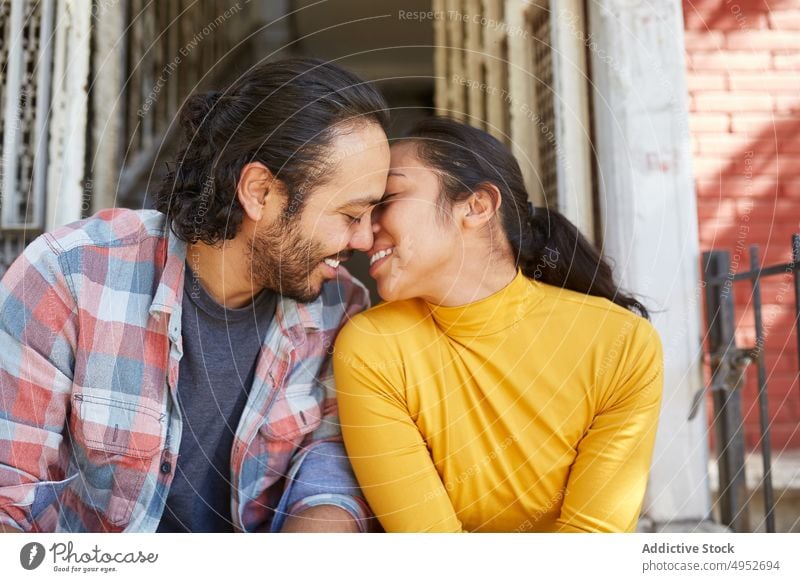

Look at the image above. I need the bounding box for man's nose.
[349,218,375,252]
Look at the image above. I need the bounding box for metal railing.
[702,234,800,532]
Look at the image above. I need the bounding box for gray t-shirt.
[156,265,277,532]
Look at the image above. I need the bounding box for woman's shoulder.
[349,298,431,330]
[335,298,432,351]
[532,282,663,407]
[534,279,632,317]
[534,280,651,333]
[532,279,662,364]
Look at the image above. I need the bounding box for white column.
[2,0,26,228]
[91,2,126,212]
[588,0,712,525]
[47,0,92,229]
[550,0,594,243]
[506,0,541,204]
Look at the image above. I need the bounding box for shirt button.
[160,461,172,474]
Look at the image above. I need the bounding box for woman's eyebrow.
[387,170,406,178]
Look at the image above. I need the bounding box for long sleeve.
[0,235,78,531]
[555,319,665,532]
[333,318,464,533]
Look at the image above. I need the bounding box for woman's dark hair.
[404,116,649,319]
[156,57,389,245]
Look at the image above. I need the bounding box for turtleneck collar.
[425,269,544,338]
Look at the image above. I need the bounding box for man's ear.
[461,182,502,230]
[237,162,277,222]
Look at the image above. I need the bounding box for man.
[0,58,390,532]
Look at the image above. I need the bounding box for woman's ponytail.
[522,205,649,319]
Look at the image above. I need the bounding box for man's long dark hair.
[155,58,389,245]
[405,117,649,319]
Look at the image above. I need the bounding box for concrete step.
[708,449,800,532]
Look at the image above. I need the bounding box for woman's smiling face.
[367,141,464,303]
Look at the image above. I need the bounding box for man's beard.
[248,213,330,303]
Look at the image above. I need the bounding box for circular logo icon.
[20,542,46,570]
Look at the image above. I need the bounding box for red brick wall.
[684,0,800,451]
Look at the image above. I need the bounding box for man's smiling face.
[249,122,390,303]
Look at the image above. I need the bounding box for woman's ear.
[237,162,277,222]
[462,182,502,230]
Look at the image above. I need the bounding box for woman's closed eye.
[372,193,399,220]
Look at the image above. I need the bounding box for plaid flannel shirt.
[0,208,372,532]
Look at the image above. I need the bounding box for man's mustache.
[323,250,354,262]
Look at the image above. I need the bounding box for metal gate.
[702,233,800,532]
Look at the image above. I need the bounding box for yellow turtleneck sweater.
[333,270,663,533]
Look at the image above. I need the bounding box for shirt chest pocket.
[70,390,166,526]
[260,380,324,441]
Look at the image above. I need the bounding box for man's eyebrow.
[335,195,384,211]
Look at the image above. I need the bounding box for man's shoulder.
[45,208,167,253]
[318,267,370,310]
[4,209,168,290]
[291,268,372,334]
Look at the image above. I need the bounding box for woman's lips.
[368,246,394,276]
[369,246,394,266]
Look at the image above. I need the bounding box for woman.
[333,117,664,533]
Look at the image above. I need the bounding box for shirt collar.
[425,269,543,337]
[149,225,187,318]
